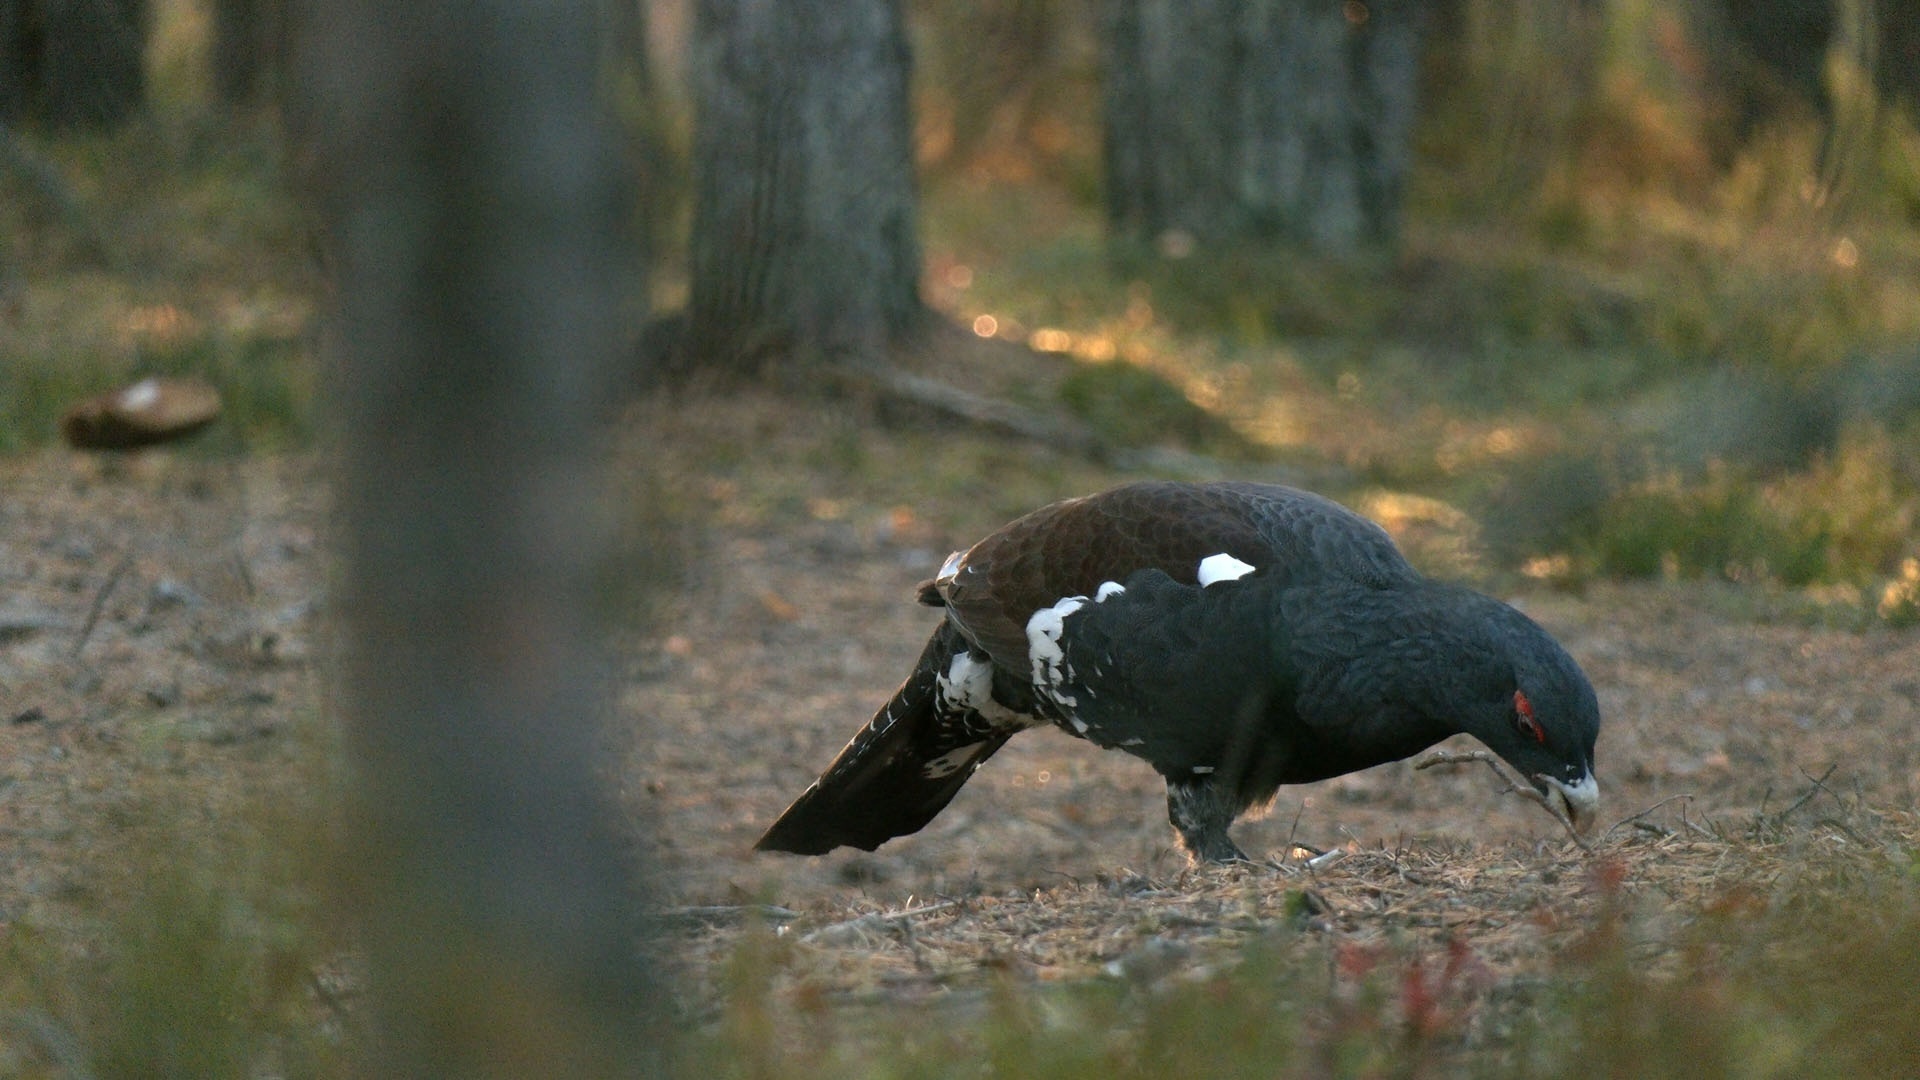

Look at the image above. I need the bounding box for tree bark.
[0,1,27,120]
[1103,0,1423,254]
[1708,0,1920,131]
[294,2,657,1074]
[0,0,149,128]
[686,0,924,374]
[211,0,285,107]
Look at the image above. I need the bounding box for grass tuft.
[1056,361,1246,455]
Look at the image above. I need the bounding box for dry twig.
[1775,764,1840,822]
[71,552,134,660]
[1413,749,1594,851]
[1603,793,1697,840]
[1413,749,1500,770]
[657,904,801,928]
[801,900,962,946]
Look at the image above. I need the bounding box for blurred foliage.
[909,0,1104,197]
[1056,361,1245,455]
[4,3,1920,1072]
[1472,356,1920,604]
[912,0,1920,625]
[671,827,1920,1079]
[1881,558,1920,626]
[0,761,343,1079]
[0,113,314,453]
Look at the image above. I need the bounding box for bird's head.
[1283,580,1603,833]
[1458,606,1602,834]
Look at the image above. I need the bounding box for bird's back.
[929,481,1418,669]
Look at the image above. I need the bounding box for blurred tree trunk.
[294,1,657,1075]
[211,0,285,107]
[601,0,675,286]
[686,0,924,374]
[1103,0,1423,254]
[916,0,1062,169]
[1884,1,1920,110]
[1713,0,1920,125]
[0,1,26,120]
[0,0,149,128]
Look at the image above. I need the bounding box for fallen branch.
[1413,748,1594,851]
[1304,848,1344,871]
[800,899,961,946]
[656,904,801,928]
[832,358,1105,456]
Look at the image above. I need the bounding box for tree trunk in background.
[294,1,656,1074]
[0,1,26,120]
[0,0,149,128]
[212,0,285,107]
[1882,0,1920,112]
[602,0,675,287]
[1712,0,1920,127]
[1104,0,1423,254]
[916,0,1062,168]
[686,0,924,373]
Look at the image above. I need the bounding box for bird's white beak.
[1540,771,1600,835]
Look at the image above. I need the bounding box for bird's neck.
[1278,579,1506,742]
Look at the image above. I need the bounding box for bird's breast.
[1015,568,1293,773]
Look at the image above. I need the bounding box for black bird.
[756,481,1601,863]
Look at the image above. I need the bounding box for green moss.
[1056,363,1239,453]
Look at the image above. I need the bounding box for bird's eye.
[1513,689,1545,744]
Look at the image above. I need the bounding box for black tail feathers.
[755,623,1011,855]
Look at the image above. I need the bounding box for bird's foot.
[1181,834,1252,865]
[1167,779,1249,864]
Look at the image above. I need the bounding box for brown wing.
[930,481,1415,670]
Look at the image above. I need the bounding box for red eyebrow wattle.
[1515,689,1543,741]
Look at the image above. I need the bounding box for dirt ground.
[3,425,1918,1022]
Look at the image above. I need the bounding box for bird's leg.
[1166,776,1249,863]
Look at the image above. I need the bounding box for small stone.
[61,375,222,450]
[149,578,203,610]
[0,608,58,644]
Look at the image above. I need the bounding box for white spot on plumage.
[1027,596,1085,637]
[1121,737,1145,746]
[1197,552,1256,586]
[921,742,987,779]
[1192,765,1215,774]
[1095,580,1126,602]
[1069,717,1089,734]
[937,550,965,582]
[936,652,1024,726]
[1026,596,1085,708]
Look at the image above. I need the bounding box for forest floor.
[4,383,1917,1061]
